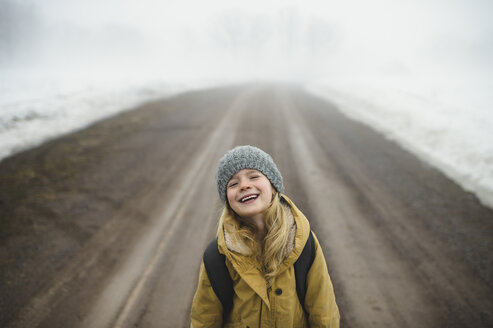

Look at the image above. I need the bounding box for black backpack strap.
[203,237,234,320]
[294,230,316,314]
[203,232,315,320]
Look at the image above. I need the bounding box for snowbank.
[0,71,215,161]
[307,76,493,209]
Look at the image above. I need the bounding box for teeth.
[241,195,258,202]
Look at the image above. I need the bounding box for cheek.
[261,181,275,198]
[226,189,235,203]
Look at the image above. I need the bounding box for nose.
[239,178,251,190]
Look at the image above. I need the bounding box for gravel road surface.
[1,84,492,327]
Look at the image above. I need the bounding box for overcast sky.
[1,0,492,81]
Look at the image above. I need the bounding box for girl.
[191,145,339,328]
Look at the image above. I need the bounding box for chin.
[233,207,260,218]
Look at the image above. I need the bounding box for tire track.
[80,85,262,328]
[277,88,438,327]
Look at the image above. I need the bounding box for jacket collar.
[217,194,311,308]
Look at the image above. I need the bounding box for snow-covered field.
[307,75,493,209]
[0,71,212,160]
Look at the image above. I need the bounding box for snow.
[0,70,214,160]
[307,74,493,209]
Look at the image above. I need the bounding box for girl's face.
[226,169,275,220]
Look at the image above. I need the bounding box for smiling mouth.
[239,194,259,203]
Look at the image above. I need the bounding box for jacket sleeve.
[190,261,224,328]
[304,232,340,328]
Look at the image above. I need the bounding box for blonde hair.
[218,192,291,287]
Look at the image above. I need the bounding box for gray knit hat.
[216,145,284,202]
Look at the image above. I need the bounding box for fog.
[2,0,492,81]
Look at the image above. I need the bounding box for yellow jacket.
[191,195,339,327]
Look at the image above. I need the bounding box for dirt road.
[1,84,492,327]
